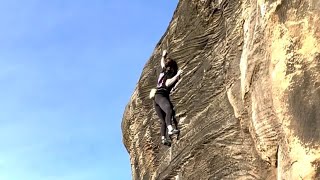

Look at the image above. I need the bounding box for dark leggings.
[154,93,176,136]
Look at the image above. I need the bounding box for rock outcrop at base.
[122,0,320,179]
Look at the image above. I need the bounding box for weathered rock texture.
[122,0,320,179]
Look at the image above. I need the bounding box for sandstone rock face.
[122,0,320,179]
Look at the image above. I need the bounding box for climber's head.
[165,57,173,67]
[164,58,178,75]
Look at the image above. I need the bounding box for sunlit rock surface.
[122,0,320,179]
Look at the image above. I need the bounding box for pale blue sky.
[0,1,178,180]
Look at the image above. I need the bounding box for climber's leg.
[154,100,167,137]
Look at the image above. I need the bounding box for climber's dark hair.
[164,58,178,78]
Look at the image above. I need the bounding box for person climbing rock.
[153,50,182,146]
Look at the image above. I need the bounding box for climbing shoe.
[161,139,171,146]
[168,129,180,135]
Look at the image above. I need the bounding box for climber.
[153,50,182,146]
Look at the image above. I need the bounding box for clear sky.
[0,1,178,180]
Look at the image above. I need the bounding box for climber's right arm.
[165,69,183,87]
